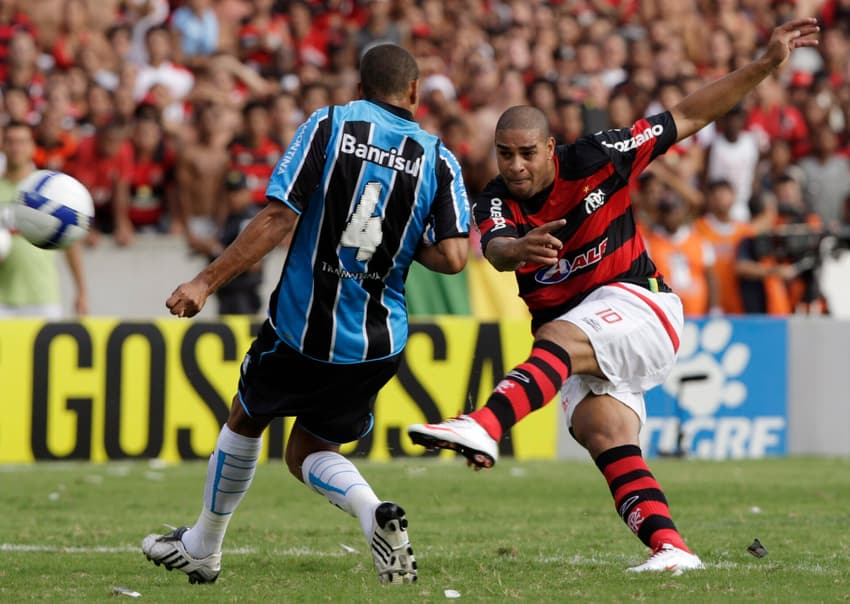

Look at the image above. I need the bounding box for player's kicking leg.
[408,339,573,469]
[142,399,267,583]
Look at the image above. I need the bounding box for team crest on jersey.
[534,238,608,284]
[583,188,607,214]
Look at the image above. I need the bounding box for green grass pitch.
[2,456,850,603]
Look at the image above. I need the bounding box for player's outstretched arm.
[166,201,298,318]
[670,17,819,142]
[415,236,468,274]
[485,218,565,272]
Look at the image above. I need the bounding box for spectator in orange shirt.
[67,118,134,246]
[694,180,754,314]
[644,195,719,317]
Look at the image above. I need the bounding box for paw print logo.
[662,319,750,417]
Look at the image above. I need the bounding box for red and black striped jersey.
[474,112,677,330]
[229,137,284,205]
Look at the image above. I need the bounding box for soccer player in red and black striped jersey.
[410,17,820,573]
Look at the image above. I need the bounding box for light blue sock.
[182,424,262,558]
[302,451,380,538]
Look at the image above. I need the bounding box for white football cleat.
[370,502,417,584]
[142,526,221,584]
[627,543,704,573]
[407,415,499,469]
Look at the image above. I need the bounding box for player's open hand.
[519,218,566,266]
[763,18,819,71]
[166,278,210,318]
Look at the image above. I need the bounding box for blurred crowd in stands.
[2,0,850,316]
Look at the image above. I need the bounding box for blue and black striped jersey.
[266,99,470,363]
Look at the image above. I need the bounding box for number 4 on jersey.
[341,181,383,261]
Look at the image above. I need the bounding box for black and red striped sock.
[468,340,571,441]
[595,444,691,552]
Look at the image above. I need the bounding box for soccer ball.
[13,170,94,249]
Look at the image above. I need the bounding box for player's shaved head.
[496,106,550,137]
[360,44,420,100]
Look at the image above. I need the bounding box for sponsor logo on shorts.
[534,238,608,284]
[581,317,603,332]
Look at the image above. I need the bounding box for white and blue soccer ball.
[13,170,94,249]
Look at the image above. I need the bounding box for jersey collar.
[366,98,415,122]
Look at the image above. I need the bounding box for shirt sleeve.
[587,111,678,182]
[474,179,520,253]
[265,107,332,214]
[429,143,470,241]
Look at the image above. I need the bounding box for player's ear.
[547,136,556,158]
[409,79,420,111]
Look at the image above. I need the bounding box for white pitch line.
[0,544,256,555]
[0,544,355,558]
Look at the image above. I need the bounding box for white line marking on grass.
[1,544,349,558]
[0,544,256,555]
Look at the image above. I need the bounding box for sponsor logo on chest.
[534,238,608,284]
[339,133,421,177]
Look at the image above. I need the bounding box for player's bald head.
[496,106,550,138]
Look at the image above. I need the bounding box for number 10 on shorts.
[596,308,623,324]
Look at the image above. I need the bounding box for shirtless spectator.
[176,103,231,255]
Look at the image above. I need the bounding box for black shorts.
[237,320,401,444]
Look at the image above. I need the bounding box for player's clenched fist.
[166,278,210,318]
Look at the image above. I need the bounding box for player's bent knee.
[533,320,596,369]
[571,396,640,458]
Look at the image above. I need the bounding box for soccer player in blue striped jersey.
[142,44,470,586]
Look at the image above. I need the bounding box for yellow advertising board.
[0,317,556,463]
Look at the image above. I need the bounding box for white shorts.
[556,283,683,427]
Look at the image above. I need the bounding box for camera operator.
[735,173,827,314]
